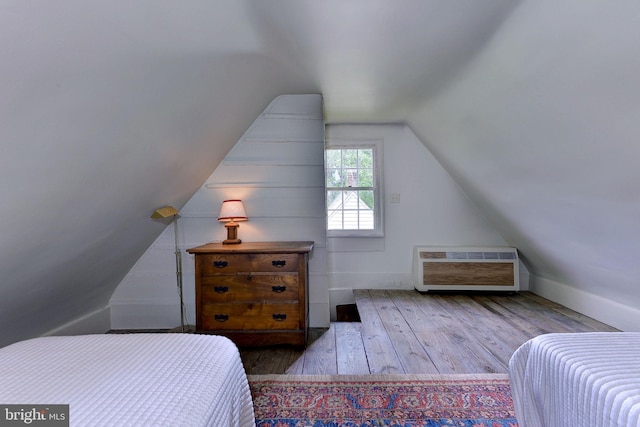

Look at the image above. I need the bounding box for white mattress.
[509,332,640,427]
[0,334,255,427]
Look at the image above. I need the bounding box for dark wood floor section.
[240,290,618,375]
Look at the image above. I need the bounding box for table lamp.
[218,200,248,244]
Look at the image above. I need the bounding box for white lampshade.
[218,200,248,222]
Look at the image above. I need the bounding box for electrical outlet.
[391,193,401,203]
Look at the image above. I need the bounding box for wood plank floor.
[240,290,618,375]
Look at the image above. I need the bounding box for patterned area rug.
[248,374,518,427]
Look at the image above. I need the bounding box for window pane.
[326,150,341,169]
[358,210,374,229]
[327,169,342,187]
[359,190,374,209]
[343,209,358,229]
[327,209,343,230]
[358,149,373,168]
[342,191,359,210]
[343,149,358,167]
[327,190,341,208]
[358,169,373,187]
[346,169,358,187]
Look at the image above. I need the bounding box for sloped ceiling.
[406,1,640,315]
[1,0,639,345]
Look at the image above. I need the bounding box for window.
[325,140,383,237]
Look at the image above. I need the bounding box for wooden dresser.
[186,241,313,347]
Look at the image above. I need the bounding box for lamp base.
[223,238,242,245]
[223,222,242,244]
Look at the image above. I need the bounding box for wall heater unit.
[413,246,519,292]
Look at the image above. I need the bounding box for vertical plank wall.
[110,94,329,329]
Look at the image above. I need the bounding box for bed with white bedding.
[509,332,640,427]
[0,333,255,427]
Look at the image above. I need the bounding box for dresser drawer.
[187,241,313,347]
[201,303,300,330]
[201,275,299,302]
[199,253,299,274]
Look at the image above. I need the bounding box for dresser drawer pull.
[213,260,228,268]
[272,286,287,293]
[214,286,229,293]
[214,314,229,322]
[272,260,287,268]
[272,313,287,321]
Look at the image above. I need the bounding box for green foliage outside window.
[326,148,374,208]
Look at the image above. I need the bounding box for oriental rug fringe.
[248,374,518,427]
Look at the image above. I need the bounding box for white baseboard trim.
[329,272,414,290]
[308,302,330,328]
[531,275,640,332]
[44,306,111,337]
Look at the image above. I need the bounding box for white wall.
[531,276,640,332]
[325,124,524,319]
[110,94,329,329]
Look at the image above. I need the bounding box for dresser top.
[186,241,314,254]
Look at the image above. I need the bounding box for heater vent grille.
[421,251,517,260]
[413,246,519,292]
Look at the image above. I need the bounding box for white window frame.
[325,139,384,237]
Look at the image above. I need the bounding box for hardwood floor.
[240,290,618,375]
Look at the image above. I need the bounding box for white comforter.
[509,332,640,427]
[0,334,255,427]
